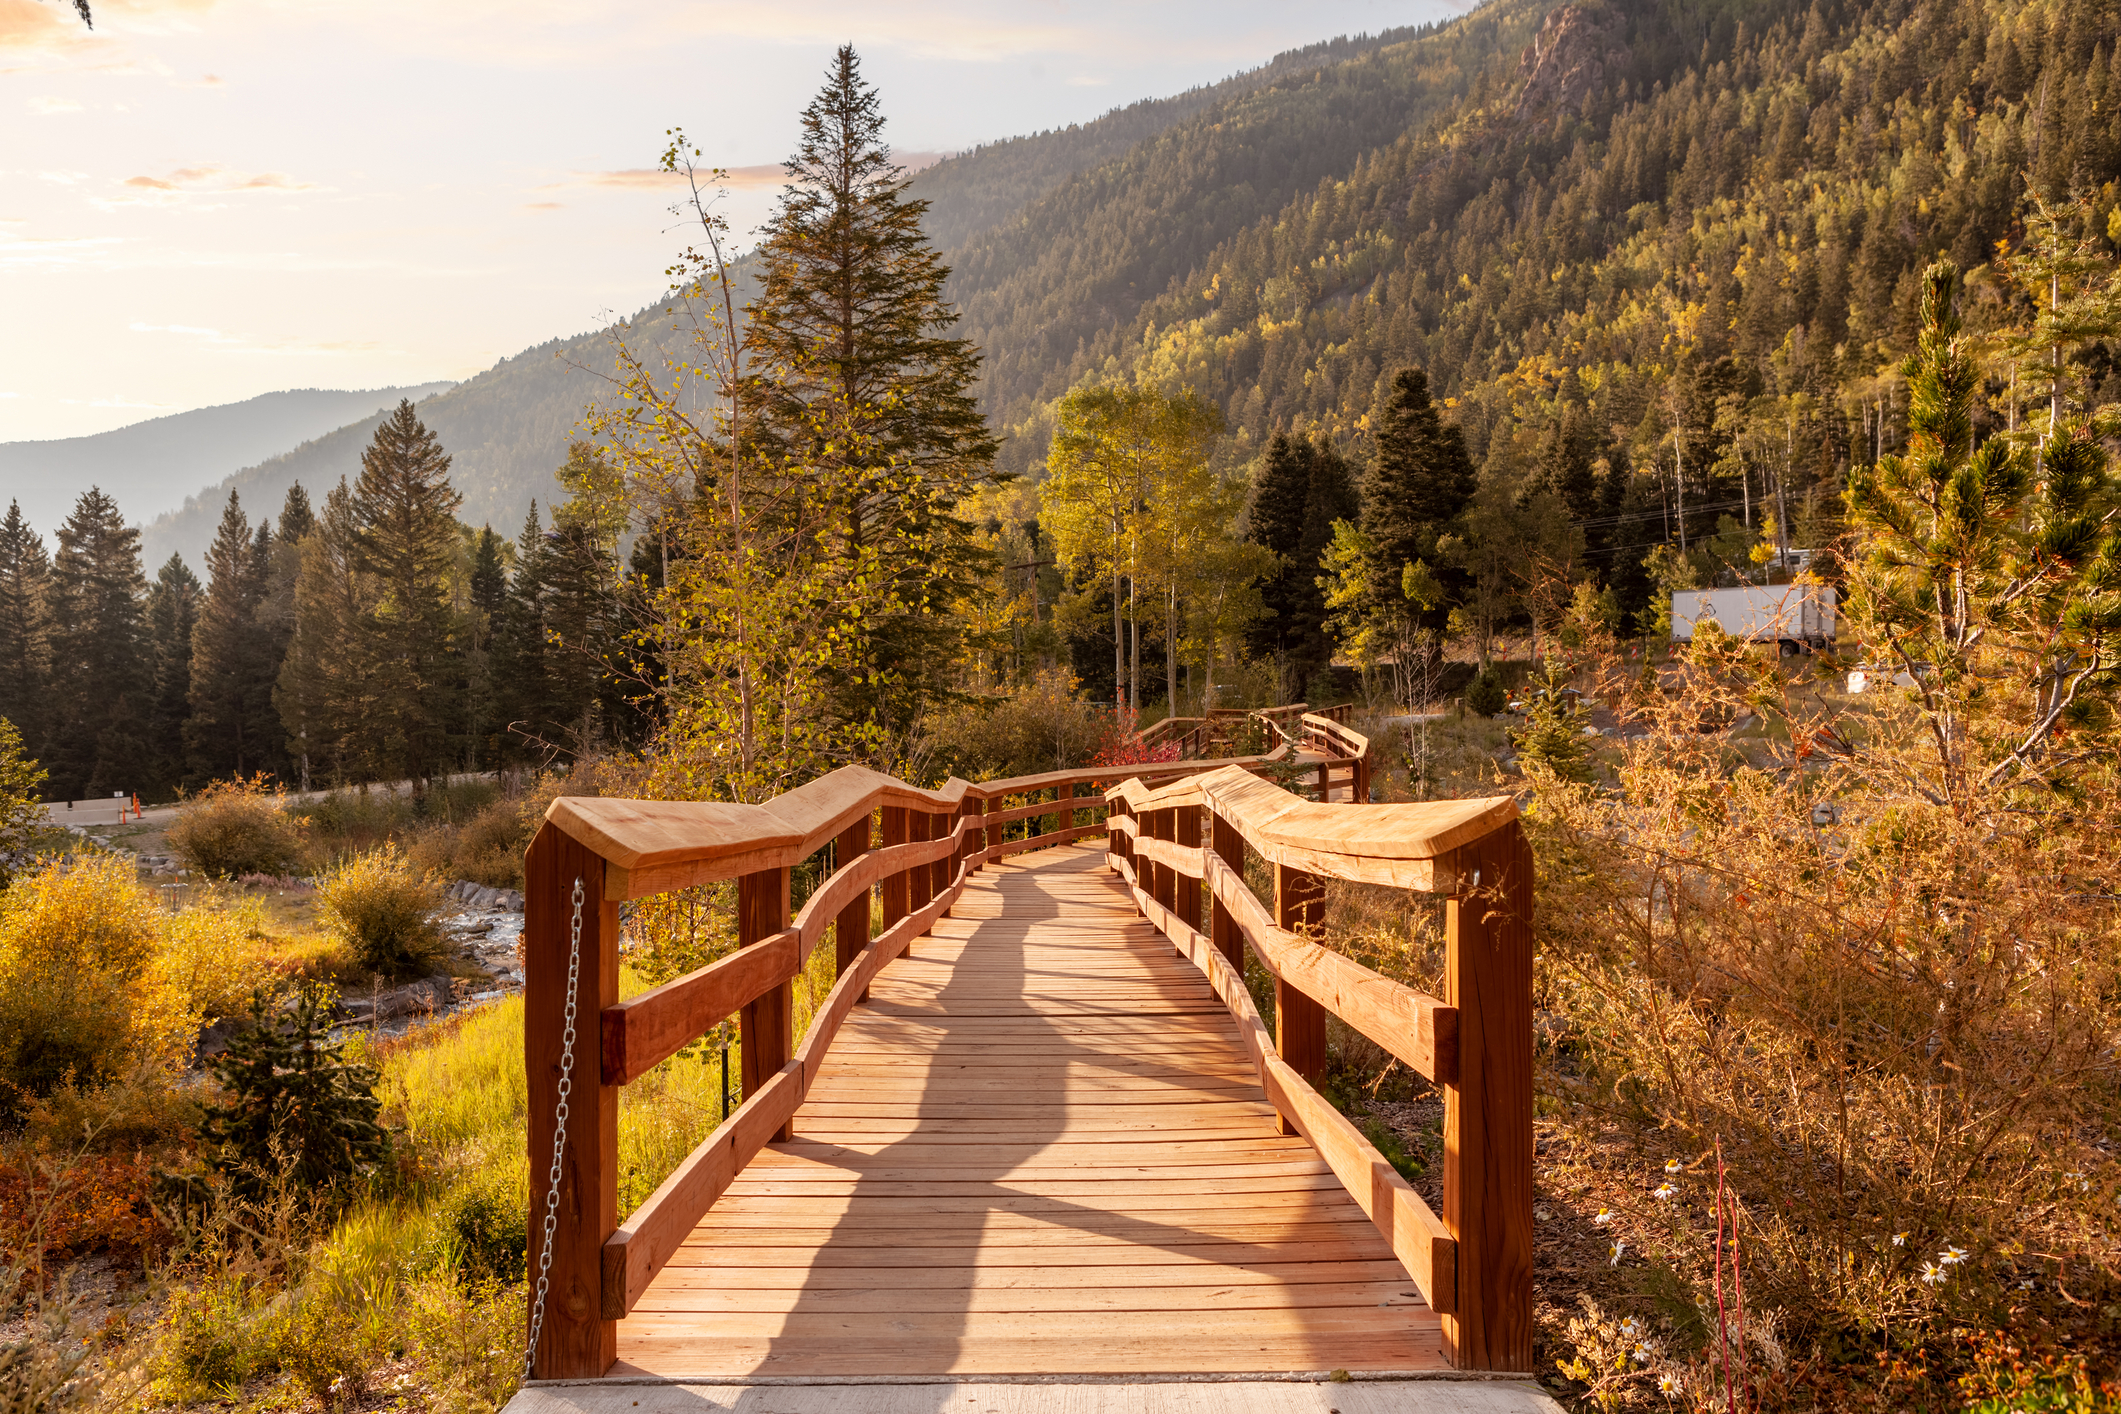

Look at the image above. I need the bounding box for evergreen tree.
[744,44,999,741]
[0,502,52,760]
[146,554,200,795]
[1243,432,1354,698]
[199,990,388,1201]
[187,492,278,781]
[277,479,369,790]
[488,503,548,762]
[1360,368,1477,645]
[463,526,505,768]
[277,483,316,546]
[46,489,151,799]
[1243,433,1315,682]
[347,401,463,782]
[256,483,314,774]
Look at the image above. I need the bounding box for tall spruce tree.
[46,488,151,798]
[187,493,278,781]
[0,502,52,759]
[1243,432,1353,698]
[464,525,506,768]
[257,483,314,771]
[347,401,463,782]
[1360,368,1477,646]
[146,555,200,795]
[277,479,369,790]
[744,44,998,742]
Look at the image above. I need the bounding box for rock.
[195,1015,243,1061]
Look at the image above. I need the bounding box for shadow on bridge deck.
[612,844,1447,1379]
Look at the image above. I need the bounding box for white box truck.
[1671,584,1837,654]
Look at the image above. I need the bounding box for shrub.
[199,990,390,1202]
[925,669,1109,779]
[280,1290,371,1411]
[167,776,309,880]
[1509,661,1593,783]
[0,855,192,1122]
[1464,667,1506,717]
[318,844,446,977]
[404,1274,524,1414]
[152,1270,289,1401]
[441,1178,526,1284]
[0,717,48,886]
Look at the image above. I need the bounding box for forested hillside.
[910,26,1444,249]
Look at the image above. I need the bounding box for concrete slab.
[507,1378,1566,1414]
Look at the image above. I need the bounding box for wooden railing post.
[1175,801,1202,936]
[738,865,793,1144]
[880,804,908,931]
[929,806,950,900]
[524,822,619,1379]
[1272,863,1327,1138]
[834,814,871,1001]
[1442,819,1536,1372]
[910,809,935,912]
[1150,806,1176,915]
[1209,807,1244,976]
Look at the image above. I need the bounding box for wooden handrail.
[1101,757,1533,1373]
[523,742,1387,1380]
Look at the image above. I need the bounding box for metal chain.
[525,876,584,1380]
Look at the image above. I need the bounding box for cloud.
[1066,76,1110,87]
[0,231,125,270]
[37,171,92,185]
[95,162,329,208]
[28,96,84,113]
[521,201,564,211]
[556,149,950,194]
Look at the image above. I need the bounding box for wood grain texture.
[1441,822,1536,1373]
[613,845,1446,1379]
[524,824,620,1379]
[1202,852,1459,1086]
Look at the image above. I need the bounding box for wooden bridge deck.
[615,843,1446,1378]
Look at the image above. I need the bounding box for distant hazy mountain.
[0,385,455,549]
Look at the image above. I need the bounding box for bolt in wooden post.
[1210,808,1244,975]
[524,821,619,1379]
[1441,819,1536,1373]
[1175,802,1203,936]
[738,865,793,1144]
[1272,863,1328,1137]
[880,804,908,932]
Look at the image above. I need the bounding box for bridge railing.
[519,748,1371,1379]
[1102,763,1533,1373]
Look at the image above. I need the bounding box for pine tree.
[0,502,52,758]
[463,525,505,766]
[187,492,277,781]
[488,503,548,762]
[146,554,200,794]
[1243,433,1316,677]
[1360,368,1477,650]
[744,44,999,740]
[1244,432,1353,698]
[46,488,150,799]
[348,401,464,782]
[277,479,370,790]
[256,483,314,775]
[200,990,388,1201]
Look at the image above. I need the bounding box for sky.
[2,0,1458,442]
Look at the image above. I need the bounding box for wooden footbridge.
[517,713,1537,1402]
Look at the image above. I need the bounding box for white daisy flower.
[1593,1208,1614,1226]
[1653,1182,1678,1201]
[1610,1239,1626,1266]
[1940,1245,1968,1266]
[1920,1262,1945,1285]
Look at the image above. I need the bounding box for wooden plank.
[1204,850,1458,1085]
[599,929,798,1086]
[1194,765,1516,889]
[632,1283,1426,1314]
